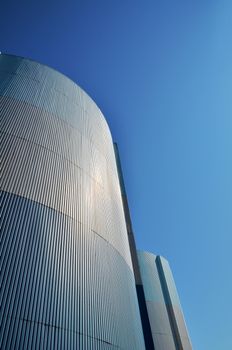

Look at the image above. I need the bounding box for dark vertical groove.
[156,256,183,350]
[113,143,154,350]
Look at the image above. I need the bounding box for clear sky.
[1,1,232,349]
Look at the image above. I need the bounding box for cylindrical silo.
[0,54,145,350]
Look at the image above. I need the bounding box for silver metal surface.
[0,54,145,349]
[137,251,192,350]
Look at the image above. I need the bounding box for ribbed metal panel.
[137,251,176,350]
[0,54,145,349]
[137,251,192,350]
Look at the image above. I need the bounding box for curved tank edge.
[0,52,112,137]
[137,250,171,264]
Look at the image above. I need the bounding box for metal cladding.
[137,251,192,350]
[0,54,145,349]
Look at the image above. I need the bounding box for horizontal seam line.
[1,190,133,272]
[19,317,120,348]
[0,94,109,147]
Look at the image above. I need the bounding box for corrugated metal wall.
[137,251,177,350]
[137,251,192,350]
[0,54,145,349]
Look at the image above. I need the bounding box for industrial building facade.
[137,252,192,350]
[0,54,145,349]
[115,141,193,350]
[0,54,192,349]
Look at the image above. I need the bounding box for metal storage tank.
[0,54,145,350]
[137,251,192,350]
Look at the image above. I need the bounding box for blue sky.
[1,1,232,348]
